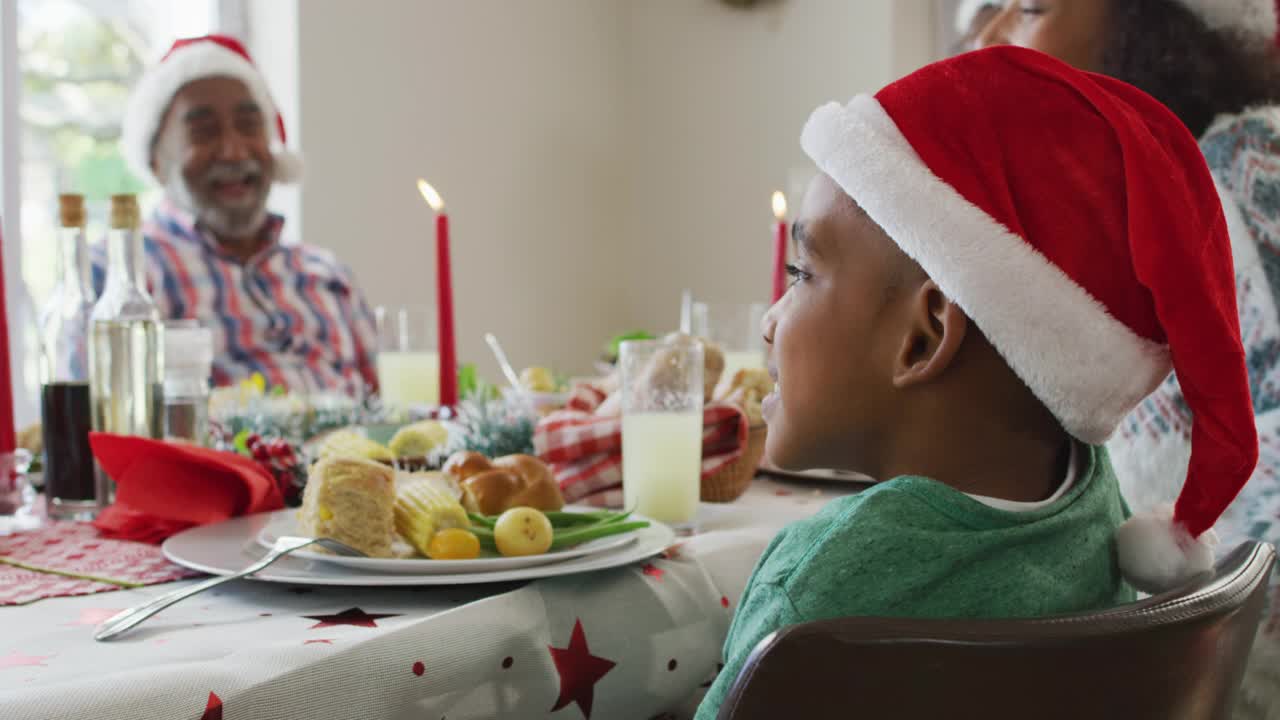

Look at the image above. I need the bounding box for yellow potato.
[426,528,482,560]
[493,507,554,556]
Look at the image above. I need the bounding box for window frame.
[0,0,246,427]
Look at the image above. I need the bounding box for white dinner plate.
[254,511,639,574]
[163,508,676,586]
[757,461,877,486]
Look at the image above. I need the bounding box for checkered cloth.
[534,385,749,507]
[0,522,199,605]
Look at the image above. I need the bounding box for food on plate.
[492,507,555,556]
[442,451,566,515]
[468,507,652,554]
[387,420,449,458]
[715,367,774,425]
[427,528,482,560]
[519,366,558,393]
[299,456,396,557]
[315,429,394,464]
[393,476,471,557]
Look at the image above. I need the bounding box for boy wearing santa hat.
[698,45,1258,718]
[105,35,378,393]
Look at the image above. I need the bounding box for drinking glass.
[0,449,35,518]
[691,301,767,383]
[620,339,704,527]
[376,305,440,408]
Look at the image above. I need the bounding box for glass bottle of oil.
[90,194,163,504]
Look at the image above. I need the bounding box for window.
[3,0,241,425]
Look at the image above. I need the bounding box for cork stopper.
[109,194,140,230]
[58,194,86,228]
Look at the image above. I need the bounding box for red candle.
[0,225,14,452]
[436,212,457,408]
[419,179,457,409]
[771,191,789,303]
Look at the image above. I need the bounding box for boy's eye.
[784,263,812,287]
[1018,1,1048,16]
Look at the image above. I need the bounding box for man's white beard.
[165,160,270,240]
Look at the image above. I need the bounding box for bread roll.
[658,333,724,402]
[442,451,493,481]
[442,450,565,514]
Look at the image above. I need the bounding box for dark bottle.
[39,194,97,519]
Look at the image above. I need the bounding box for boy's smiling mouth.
[763,365,780,421]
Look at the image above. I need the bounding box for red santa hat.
[1176,0,1279,42]
[800,46,1258,594]
[121,34,302,185]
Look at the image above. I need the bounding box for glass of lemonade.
[375,305,440,408]
[692,301,767,385]
[620,338,704,528]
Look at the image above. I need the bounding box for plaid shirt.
[91,200,378,394]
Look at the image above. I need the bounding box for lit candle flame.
[417,179,445,212]
[771,191,787,220]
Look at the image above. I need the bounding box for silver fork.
[94,536,366,641]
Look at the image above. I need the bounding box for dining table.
[0,474,863,720]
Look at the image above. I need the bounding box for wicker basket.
[701,424,768,502]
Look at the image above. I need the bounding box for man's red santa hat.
[800,46,1258,593]
[121,34,301,185]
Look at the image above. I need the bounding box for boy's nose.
[761,299,781,346]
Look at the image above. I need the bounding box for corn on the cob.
[395,480,470,557]
[317,430,394,463]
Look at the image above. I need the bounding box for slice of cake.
[299,456,396,558]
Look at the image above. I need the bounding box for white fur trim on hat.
[954,0,1000,35]
[800,95,1172,444]
[1116,505,1217,594]
[1176,0,1278,40]
[121,41,300,186]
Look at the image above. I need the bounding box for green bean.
[548,520,650,550]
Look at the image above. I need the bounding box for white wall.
[616,0,935,335]
[272,0,936,382]
[295,0,626,379]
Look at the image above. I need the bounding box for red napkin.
[90,433,284,543]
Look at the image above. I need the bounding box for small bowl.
[501,387,572,414]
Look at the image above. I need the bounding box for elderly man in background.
[101,34,378,394]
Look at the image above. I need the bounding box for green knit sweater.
[696,444,1134,719]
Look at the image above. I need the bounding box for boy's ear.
[891,279,968,388]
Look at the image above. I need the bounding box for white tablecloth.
[0,477,855,720]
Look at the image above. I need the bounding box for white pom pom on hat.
[120,34,302,186]
[1116,505,1218,594]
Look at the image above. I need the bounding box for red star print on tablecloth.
[659,543,685,561]
[640,563,664,582]
[0,651,52,670]
[201,691,223,720]
[549,619,616,718]
[302,607,400,629]
[303,639,334,645]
